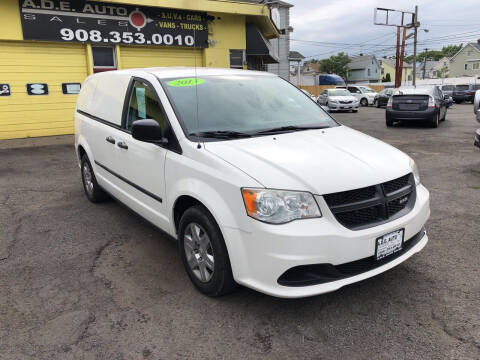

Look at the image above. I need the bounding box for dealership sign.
[19,0,208,48]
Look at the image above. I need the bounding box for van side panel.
[84,73,131,125]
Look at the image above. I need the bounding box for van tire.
[80,154,109,203]
[386,118,393,127]
[360,98,368,107]
[178,205,236,297]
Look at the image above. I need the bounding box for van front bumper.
[223,184,430,298]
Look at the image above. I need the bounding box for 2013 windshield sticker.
[168,78,204,87]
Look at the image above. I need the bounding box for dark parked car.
[374,88,393,108]
[386,85,448,128]
[453,84,480,103]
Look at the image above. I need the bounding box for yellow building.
[0,0,278,139]
[379,58,413,85]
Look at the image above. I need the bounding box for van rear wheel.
[81,154,109,203]
[178,205,236,297]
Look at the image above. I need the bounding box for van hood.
[204,126,412,195]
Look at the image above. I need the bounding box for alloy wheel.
[82,162,94,196]
[184,222,214,282]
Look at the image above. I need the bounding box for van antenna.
[193,27,201,149]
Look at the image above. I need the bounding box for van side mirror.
[132,119,168,144]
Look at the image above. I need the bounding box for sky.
[288,0,480,61]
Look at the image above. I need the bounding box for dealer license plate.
[375,229,404,260]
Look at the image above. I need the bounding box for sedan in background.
[386,85,448,128]
[317,88,359,112]
[375,88,394,108]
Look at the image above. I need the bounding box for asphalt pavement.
[0,104,479,359]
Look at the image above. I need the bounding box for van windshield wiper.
[190,130,252,139]
[252,125,329,135]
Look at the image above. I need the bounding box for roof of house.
[380,58,412,69]
[419,60,437,72]
[347,55,378,70]
[289,51,305,60]
[450,41,480,61]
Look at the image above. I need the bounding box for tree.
[382,73,391,83]
[441,44,462,58]
[318,52,350,80]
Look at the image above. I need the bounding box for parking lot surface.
[1,105,479,359]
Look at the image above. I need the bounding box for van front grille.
[323,173,416,230]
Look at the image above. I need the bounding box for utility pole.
[423,48,428,79]
[412,5,418,86]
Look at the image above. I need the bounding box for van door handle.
[117,141,128,150]
[106,136,116,144]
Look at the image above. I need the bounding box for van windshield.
[161,75,338,138]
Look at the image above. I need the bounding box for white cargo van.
[75,68,430,298]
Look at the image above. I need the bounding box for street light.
[407,28,428,39]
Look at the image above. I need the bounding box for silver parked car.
[317,88,359,112]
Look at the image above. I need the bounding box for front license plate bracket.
[375,229,404,260]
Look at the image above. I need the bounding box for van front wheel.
[178,205,236,297]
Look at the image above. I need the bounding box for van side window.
[125,80,166,133]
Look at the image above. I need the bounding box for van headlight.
[409,158,421,185]
[242,188,321,224]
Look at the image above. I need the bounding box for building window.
[92,46,116,73]
[467,50,472,56]
[465,63,468,70]
[229,49,244,69]
[368,68,371,76]
[474,63,480,70]
[381,68,384,75]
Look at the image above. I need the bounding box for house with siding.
[346,55,381,83]
[244,0,293,80]
[449,41,480,77]
[418,60,438,79]
[266,1,294,80]
[431,57,450,78]
[379,58,412,84]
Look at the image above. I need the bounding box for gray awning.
[246,23,279,64]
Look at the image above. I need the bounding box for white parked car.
[75,68,430,298]
[301,89,317,102]
[337,85,377,106]
[317,88,359,112]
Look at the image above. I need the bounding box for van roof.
[91,67,276,79]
